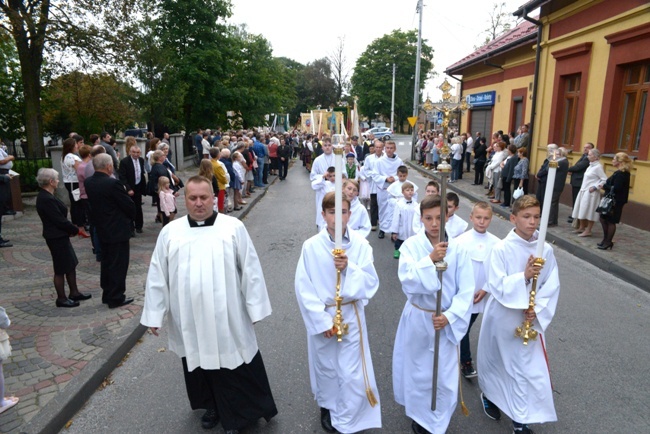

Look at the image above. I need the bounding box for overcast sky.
[231,0,529,103]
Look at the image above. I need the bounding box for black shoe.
[3,210,16,216]
[56,298,80,308]
[0,238,10,243]
[320,408,336,433]
[108,298,134,309]
[481,392,501,420]
[412,420,431,434]
[378,230,385,239]
[567,217,574,224]
[513,422,535,433]
[155,216,161,223]
[131,231,136,238]
[201,409,219,429]
[461,361,478,378]
[597,242,614,250]
[69,293,92,302]
[0,241,13,248]
[135,228,143,234]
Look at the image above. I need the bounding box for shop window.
[560,74,581,147]
[617,62,649,153]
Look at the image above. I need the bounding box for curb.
[406,160,650,293]
[22,320,147,434]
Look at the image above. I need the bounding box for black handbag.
[596,190,615,215]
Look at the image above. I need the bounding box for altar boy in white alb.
[370,140,403,239]
[295,192,381,434]
[313,166,335,230]
[478,195,560,434]
[393,194,475,434]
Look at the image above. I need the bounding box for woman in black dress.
[35,168,92,308]
[598,152,632,250]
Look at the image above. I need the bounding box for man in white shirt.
[449,136,463,183]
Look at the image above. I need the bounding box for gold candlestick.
[332,248,349,342]
[515,257,544,345]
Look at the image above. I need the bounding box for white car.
[362,127,393,140]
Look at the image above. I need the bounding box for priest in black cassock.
[141,175,277,434]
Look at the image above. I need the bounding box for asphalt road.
[66,135,650,433]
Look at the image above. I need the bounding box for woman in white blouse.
[572,148,607,237]
[61,137,90,237]
[486,141,506,199]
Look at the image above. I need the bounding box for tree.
[475,2,520,48]
[328,36,349,102]
[0,0,143,156]
[297,58,337,111]
[41,71,139,139]
[351,29,433,133]
[0,27,24,142]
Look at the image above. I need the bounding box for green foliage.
[0,28,24,140]
[12,157,52,192]
[41,71,140,139]
[351,29,434,132]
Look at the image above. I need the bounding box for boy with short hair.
[412,181,439,234]
[445,192,468,239]
[454,202,500,379]
[312,166,335,230]
[393,194,475,434]
[295,191,382,434]
[478,195,560,434]
[390,181,418,259]
[344,179,371,238]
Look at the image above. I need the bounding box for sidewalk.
[0,167,278,434]
[406,161,650,292]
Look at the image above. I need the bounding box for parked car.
[362,127,393,140]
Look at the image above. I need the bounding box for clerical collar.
[188,211,218,227]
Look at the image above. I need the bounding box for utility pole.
[391,63,396,132]
[411,0,424,160]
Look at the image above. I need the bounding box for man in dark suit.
[549,147,570,226]
[118,145,147,235]
[86,154,136,309]
[567,142,594,223]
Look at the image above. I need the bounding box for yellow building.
[446,0,650,230]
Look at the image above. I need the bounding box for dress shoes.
[69,293,92,302]
[0,241,13,248]
[201,408,219,429]
[320,408,337,433]
[378,230,385,239]
[135,228,143,234]
[108,297,134,309]
[56,298,79,308]
[3,210,16,216]
[0,238,10,243]
[412,420,431,434]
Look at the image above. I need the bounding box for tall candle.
[334,145,344,249]
[536,159,558,258]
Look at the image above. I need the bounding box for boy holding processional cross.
[393,194,475,434]
[478,195,560,434]
[295,191,381,433]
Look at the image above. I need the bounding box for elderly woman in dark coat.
[35,168,92,308]
[598,152,633,250]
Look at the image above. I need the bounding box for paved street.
[62,140,650,433]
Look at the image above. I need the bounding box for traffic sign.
[407,116,418,127]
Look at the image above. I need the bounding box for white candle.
[334,145,344,249]
[536,161,557,258]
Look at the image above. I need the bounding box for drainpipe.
[518,9,543,158]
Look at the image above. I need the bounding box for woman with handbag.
[513,147,529,197]
[597,152,632,250]
[571,149,607,237]
[61,137,91,238]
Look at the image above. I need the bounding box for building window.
[617,62,649,153]
[561,74,580,147]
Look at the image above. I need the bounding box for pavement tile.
[0,166,278,433]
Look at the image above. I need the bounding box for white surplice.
[141,214,272,372]
[312,176,335,228]
[349,197,371,238]
[310,152,336,181]
[370,154,403,232]
[360,153,380,195]
[393,233,475,434]
[446,214,468,239]
[478,229,560,424]
[389,198,418,241]
[386,179,419,202]
[454,228,500,313]
[295,229,381,433]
